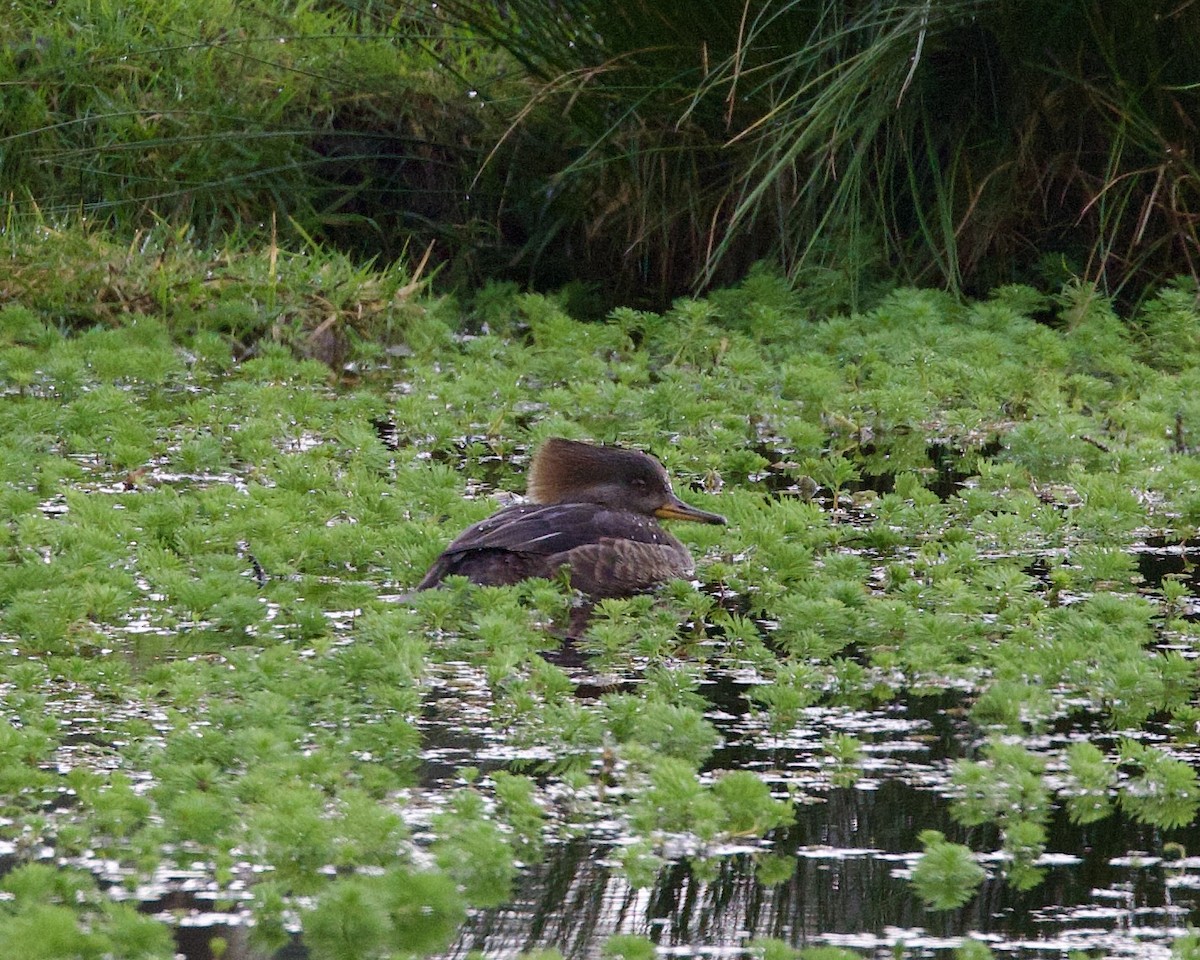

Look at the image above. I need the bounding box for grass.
[1,0,524,283]
[8,1,1200,309]
[0,223,1199,955]
[427,0,1200,303]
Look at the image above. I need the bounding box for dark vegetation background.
[4,0,1199,309]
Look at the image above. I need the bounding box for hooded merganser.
[417,438,726,598]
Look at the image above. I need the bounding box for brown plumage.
[417,438,726,598]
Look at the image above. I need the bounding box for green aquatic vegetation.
[1098,653,1196,729]
[0,481,41,527]
[749,945,865,960]
[0,864,173,960]
[0,345,42,393]
[207,593,268,634]
[910,540,982,586]
[173,433,229,474]
[983,573,1044,625]
[876,478,949,532]
[987,596,1189,720]
[249,791,340,891]
[6,242,1200,951]
[711,771,795,835]
[0,305,55,346]
[340,611,428,684]
[1067,472,1147,540]
[641,663,709,710]
[2,586,92,653]
[823,733,865,786]
[746,938,801,960]
[731,495,837,555]
[750,663,824,734]
[1136,285,1200,372]
[1063,741,1118,825]
[826,658,878,708]
[0,722,60,814]
[628,754,723,840]
[491,771,546,861]
[754,854,799,887]
[605,697,717,765]
[1175,934,1200,960]
[1160,576,1193,624]
[926,576,987,616]
[967,508,1047,554]
[711,611,773,665]
[998,419,1111,481]
[1117,740,1200,830]
[513,697,607,762]
[971,681,1055,733]
[602,934,657,960]
[955,939,996,960]
[76,321,184,386]
[1003,818,1048,891]
[432,788,518,908]
[304,868,465,960]
[891,610,992,680]
[805,455,861,508]
[581,595,687,663]
[857,519,906,553]
[950,742,1058,888]
[773,594,859,660]
[1068,545,1140,588]
[952,742,1051,832]
[910,830,986,911]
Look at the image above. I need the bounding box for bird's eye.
[632,478,646,489]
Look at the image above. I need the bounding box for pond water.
[436,664,1200,959]
[4,412,1200,960]
[450,812,1200,959]
[141,627,1200,958]
[5,512,1197,960]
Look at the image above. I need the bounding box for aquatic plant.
[0,864,174,959]
[910,830,986,911]
[1,228,1200,955]
[1118,740,1200,830]
[602,934,657,960]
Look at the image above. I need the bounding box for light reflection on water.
[432,668,1200,960]
[108,654,1200,959]
[8,538,1198,959]
[447,789,1200,959]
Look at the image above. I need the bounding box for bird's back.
[418,501,694,598]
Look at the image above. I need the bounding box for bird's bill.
[655,493,726,525]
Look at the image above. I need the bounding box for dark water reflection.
[450,782,1200,958]
[138,651,1200,960]
[442,671,1200,959]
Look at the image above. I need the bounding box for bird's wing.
[439,502,672,558]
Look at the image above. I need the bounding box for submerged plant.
[1118,740,1200,830]
[910,830,986,911]
[302,868,465,960]
[0,865,174,960]
[4,226,1200,955]
[1065,739,1118,820]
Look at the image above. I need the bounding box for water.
[7,439,1200,959]
[19,619,1200,959]
[449,812,1200,958]
[426,661,1200,959]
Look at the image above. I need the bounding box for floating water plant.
[910,830,986,911]
[2,227,1200,956]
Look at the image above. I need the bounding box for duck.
[417,438,726,598]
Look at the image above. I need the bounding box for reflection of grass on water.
[1,226,1200,956]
